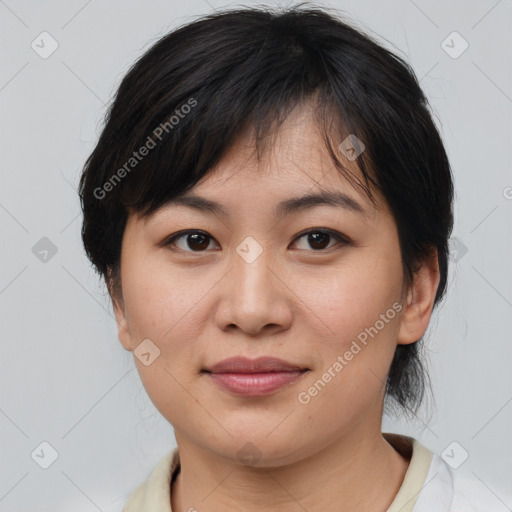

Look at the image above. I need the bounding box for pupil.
[309,232,329,250]
[189,233,209,250]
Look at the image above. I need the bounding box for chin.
[204,432,311,469]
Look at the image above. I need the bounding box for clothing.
[123,434,509,511]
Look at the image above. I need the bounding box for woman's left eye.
[292,229,350,251]
[161,228,350,252]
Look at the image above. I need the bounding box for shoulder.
[123,479,147,512]
[414,448,511,512]
[450,469,512,512]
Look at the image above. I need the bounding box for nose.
[213,245,293,337]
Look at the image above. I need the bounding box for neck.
[171,428,410,512]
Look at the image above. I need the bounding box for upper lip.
[204,356,306,374]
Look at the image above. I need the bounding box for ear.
[105,275,134,352]
[397,248,441,345]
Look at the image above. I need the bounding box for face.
[112,103,437,467]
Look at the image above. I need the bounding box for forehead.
[136,101,388,226]
[175,107,382,219]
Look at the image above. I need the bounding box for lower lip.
[206,371,306,396]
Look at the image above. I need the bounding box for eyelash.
[161,228,351,253]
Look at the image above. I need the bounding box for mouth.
[202,356,310,397]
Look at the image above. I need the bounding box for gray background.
[0,0,511,510]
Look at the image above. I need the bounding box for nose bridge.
[233,234,276,305]
[215,234,291,334]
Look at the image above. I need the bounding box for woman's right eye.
[162,230,219,252]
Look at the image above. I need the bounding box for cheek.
[294,247,404,411]
[293,266,403,436]
[301,250,403,346]
[122,252,210,345]
[120,255,212,422]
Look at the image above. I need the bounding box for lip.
[205,356,305,374]
[203,356,309,397]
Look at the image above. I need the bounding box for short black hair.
[79,3,454,414]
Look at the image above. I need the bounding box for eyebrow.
[162,190,369,220]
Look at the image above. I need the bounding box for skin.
[111,101,440,512]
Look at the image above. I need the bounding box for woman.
[79,4,499,511]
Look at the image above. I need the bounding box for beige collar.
[384,433,433,512]
[124,433,433,512]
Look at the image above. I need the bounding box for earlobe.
[114,303,133,352]
[397,249,441,346]
[106,276,134,352]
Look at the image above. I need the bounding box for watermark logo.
[441,441,469,469]
[441,31,469,59]
[236,236,264,264]
[338,134,365,161]
[134,338,161,366]
[31,31,59,59]
[32,237,58,263]
[31,441,59,469]
[237,442,262,466]
[449,236,468,263]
